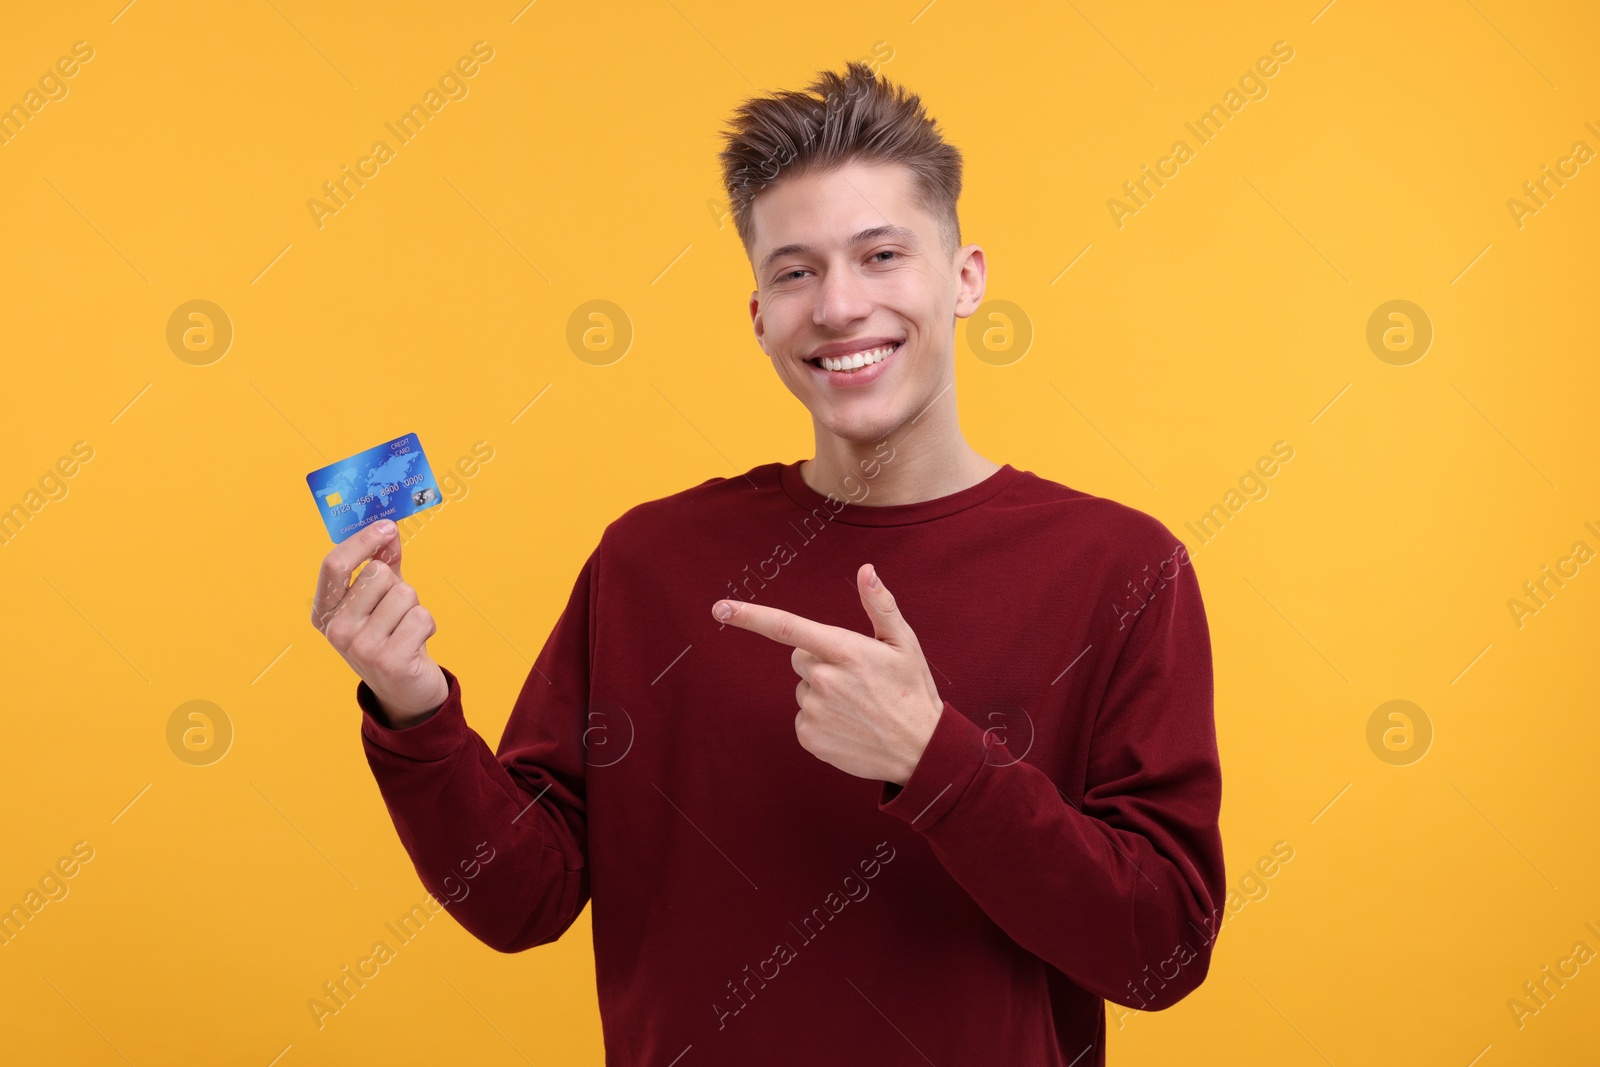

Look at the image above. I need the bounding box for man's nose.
[812,265,874,329]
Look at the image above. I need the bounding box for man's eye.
[872,250,899,262]
[779,269,808,282]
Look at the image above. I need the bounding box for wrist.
[371,667,449,729]
[894,698,943,786]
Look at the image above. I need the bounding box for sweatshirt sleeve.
[877,539,1224,1010]
[357,544,598,954]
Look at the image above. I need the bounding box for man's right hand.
[311,520,449,728]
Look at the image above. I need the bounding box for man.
[313,60,1224,1065]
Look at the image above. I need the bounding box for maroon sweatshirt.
[358,457,1225,1066]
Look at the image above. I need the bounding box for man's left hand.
[712,563,944,786]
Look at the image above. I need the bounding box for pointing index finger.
[713,599,852,661]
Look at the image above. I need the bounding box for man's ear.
[750,290,767,354]
[953,245,987,318]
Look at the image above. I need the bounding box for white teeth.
[817,343,897,372]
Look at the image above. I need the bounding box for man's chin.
[810,406,905,448]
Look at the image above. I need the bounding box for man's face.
[747,160,984,446]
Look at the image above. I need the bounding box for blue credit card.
[306,432,442,542]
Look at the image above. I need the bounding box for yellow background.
[2,1,1597,1063]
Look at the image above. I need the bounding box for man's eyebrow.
[758,225,920,277]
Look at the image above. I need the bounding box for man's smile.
[805,340,901,386]
[804,339,903,384]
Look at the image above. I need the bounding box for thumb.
[367,519,404,580]
[857,564,916,647]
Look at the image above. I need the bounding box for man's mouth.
[805,341,902,374]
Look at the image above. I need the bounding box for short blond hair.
[717,60,964,262]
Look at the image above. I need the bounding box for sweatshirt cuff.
[358,665,468,762]
[878,699,988,830]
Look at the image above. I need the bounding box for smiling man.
[318,61,1224,1066]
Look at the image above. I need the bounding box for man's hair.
[717,60,964,267]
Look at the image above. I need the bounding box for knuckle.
[347,633,376,664]
[325,617,353,649]
[310,605,337,635]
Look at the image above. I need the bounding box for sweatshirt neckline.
[778,458,1023,527]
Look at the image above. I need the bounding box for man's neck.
[802,414,1000,507]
